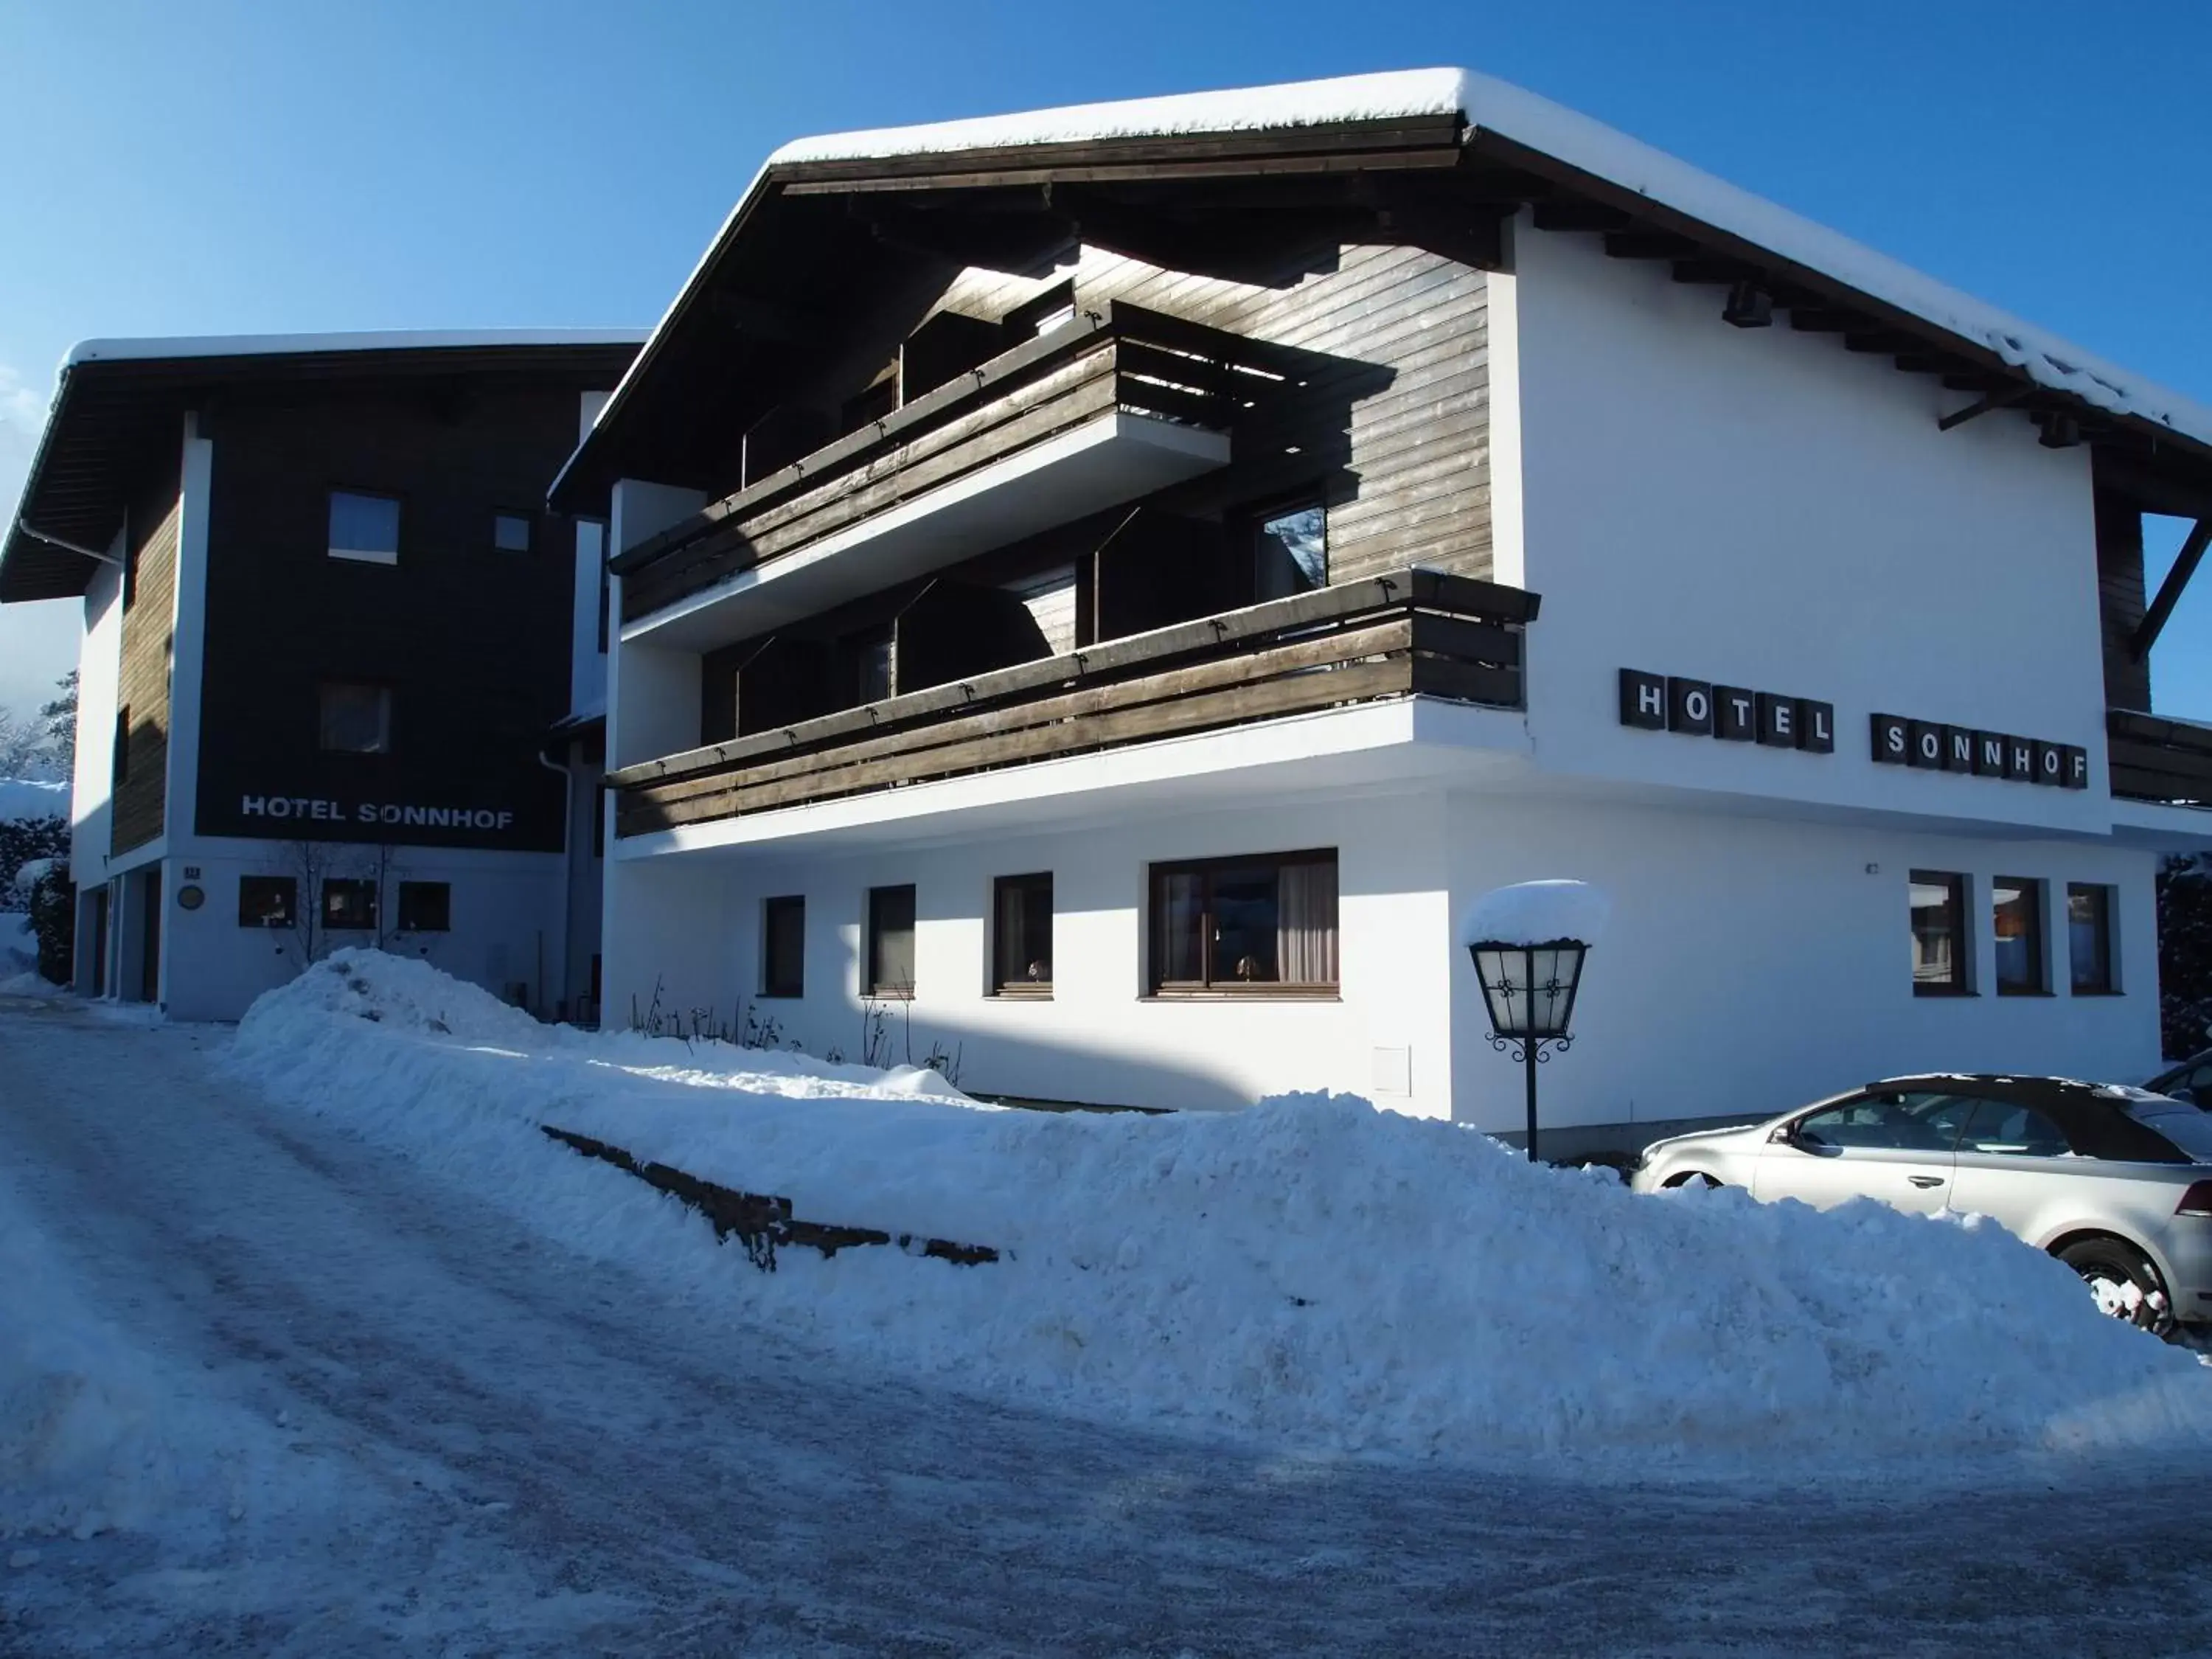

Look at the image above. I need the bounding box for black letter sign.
[1871,714,1910,765]
[1717,686,1757,742]
[1667,677,1714,736]
[1908,721,1945,771]
[1944,728,1975,773]
[2063,745,2089,790]
[1796,700,1834,753]
[1973,732,2008,777]
[1620,669,1666,730]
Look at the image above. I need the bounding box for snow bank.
[1461,879,1611,946]
[0,778,66,824]
[0,1166,302,1538]
[0,914,38,982]
[229,951,2212,1477]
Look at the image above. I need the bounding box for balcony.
[2109,709,2212,808]
[611,568,1538,839]
[615,302,1311,647]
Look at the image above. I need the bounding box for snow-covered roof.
[66,328,647,371]
[757,68,2212,452]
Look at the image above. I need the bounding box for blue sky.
[2,0,2208,720]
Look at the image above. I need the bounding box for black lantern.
[1468,937,1591,1163]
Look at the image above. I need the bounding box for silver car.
[1631,1074,2212,1333]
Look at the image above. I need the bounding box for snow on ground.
[225,949,2212,1478]
[1,911,37,982]
[0,1159,330,1541]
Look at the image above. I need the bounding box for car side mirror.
[1768,1122,1797,1145]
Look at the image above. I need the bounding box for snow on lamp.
[1461,880,1608,1164]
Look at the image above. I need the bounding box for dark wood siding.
[112,445,182,856]
[2096,488,2150,712]
[933,239,1492,583]
[194,379,594,852]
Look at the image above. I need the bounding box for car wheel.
[2057,1237,2173,1335]
[1660,1170,1722,1191]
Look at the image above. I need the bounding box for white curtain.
[1277,860,1338,984]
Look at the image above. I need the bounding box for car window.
[2126,1101,2212,1164]
[1795,1091,1973,1153]
[1957,1099,2074,1158]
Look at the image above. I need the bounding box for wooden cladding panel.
[2096,490,2151,713]
[113,490,181,855]
[2108,709,2212,806]
[935,240,1492,585]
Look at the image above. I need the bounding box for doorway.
[139,866,161,1003]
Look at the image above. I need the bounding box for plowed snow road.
[4,992,2211,1657]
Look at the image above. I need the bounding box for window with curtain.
[992,874,1053,995]
[2068,883,2116,995]
[1910,870,1969,995]
[1992,877,2045,995]
[762,896,805,999]
[1149,850,1337,994]
[868,884,916,998]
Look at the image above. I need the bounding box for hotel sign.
[1618,669,1834,752]
[238,794,519,832]
[1868,717,2087,790]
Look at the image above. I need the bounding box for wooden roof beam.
[1603,229,1699,260]
[2132,517,2212,661]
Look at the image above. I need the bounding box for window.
[848,627,894,705]
[581,519,610,653]
[328,490,400,564]
[238,875,296,928]
[493,512,532,554]
[112,705,130,787]
[2068,883,2116,995]
[1150,850,1338,995]
[1910,870,1969,995]
[992,874,1053,995]
[1957,1098,2072,1159]
[323,878,378,931]
[396,881,451,932]
[867,884,916,998]
[1253,498,1327,602]
[319,682,392,754]
[1992,877,2045,995]
[762,896,804,999]
[1795,1091,1977,1153]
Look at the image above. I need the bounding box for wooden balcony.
[616,301,1304,634]
[611,568,1538,838]
[2109,709,2212,807]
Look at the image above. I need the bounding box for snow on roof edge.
[65,327,648,371]
[742,66,2212,455]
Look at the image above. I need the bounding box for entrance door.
[139,866,161,1003]
[1753,1089,1977,1216]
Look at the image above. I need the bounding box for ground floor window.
[2068,883,2116,994]
[238,875,295,928]
[992,874,1053,995]
[762,895,804,998]
[1992,877,2045,995]
[397,881,451,932]
[323,878,378,931]
[1149,849,1338,995]
[1910,870,1969,995]
[867,884,915,998]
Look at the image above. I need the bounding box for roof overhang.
[554,68,2212,523]
[4,331,643,605]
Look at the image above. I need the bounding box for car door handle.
[1907,1175,1945,1189]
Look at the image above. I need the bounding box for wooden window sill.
[1143,988,1341,1003]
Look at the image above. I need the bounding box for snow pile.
[0,913,39,984]
[1461,879,1611,946]
[0,1167,298,1538]
[230,951,2212,1475]
[0,777,67,824]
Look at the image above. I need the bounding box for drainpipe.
[535,745,576,1023]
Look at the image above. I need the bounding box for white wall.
[605,478,707,772]
[1506,219,2113,838]
[633,792,1459,1116]
[157,841,569,1022]
[1443,791,2163,1138]
[70,545,123,888]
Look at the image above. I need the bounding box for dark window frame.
[1992,875,2048,996]
[991,873,1054,997]
[322,877,378,932]
[318,680,394,755]
[237,874,296,928]
[1147,848,1340,998]
[580,517,611,654]
[1910,869,1972,997]
[396,880,451,933]
[2068,883,2118,995]
[327,486,403,566]
[866,883,917,1000]
[762,895,806,1000]
[491,509,533,554]
[111,705,130,787]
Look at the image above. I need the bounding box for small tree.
[27,858,72,984]
[2160,853,2212,1060]
[275,838,347,972]
[37,671,76,780]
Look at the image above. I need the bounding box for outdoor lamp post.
[1467,937,1590,1164]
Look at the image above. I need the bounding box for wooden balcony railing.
[611,567,1539,838]
[2109,709,2212,807]
[614,300,1301,624]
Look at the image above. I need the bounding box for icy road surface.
[7,995,2212,1656]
